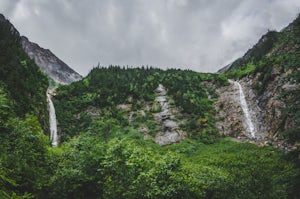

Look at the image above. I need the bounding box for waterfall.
[229,80,256,138]
[47,91,58,146]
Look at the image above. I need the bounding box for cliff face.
[215,68,296,149]
[215,14,300,149]
[21,36,82,84]
[215,79,267,142]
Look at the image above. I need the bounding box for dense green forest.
[54,66,226,143]
[0,15,49,198]
[1,13,300,199]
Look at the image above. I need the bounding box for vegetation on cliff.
[221,14,300,144]
[54,66,225,143]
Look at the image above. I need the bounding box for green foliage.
[284,148,300,199]
[45,135,297,199]
[223,30,278,73]
[178,138,294,198]
[0,17,49,130]
[0,85,11,130]
[0,114,50,197]
[225,61,256,79]
[0,17,50,198]
[54,67,224,142]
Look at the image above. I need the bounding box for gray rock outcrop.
[154,84,185,145]
[21,36,82,84]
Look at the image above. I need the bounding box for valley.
[0,12,300,199]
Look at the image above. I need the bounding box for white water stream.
[47,91,58,146]
[229,80,256,138]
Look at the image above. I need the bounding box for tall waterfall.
[47,91,58,146]
[229,80,256,138]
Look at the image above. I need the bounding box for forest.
[1,64,299,198]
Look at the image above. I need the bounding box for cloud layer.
[1,0,300,75]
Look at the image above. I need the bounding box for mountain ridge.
[218,13,300,74]
[21,36,82,84]
[0,13,82,85]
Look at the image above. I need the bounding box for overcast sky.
[1,0,300,76]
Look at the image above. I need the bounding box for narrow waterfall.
[229,80,256,138]
[47,91,58,146]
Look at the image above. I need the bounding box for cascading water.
[47,91,58,146]
[229,80,256,138]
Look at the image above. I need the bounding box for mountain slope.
[21,36,82,84]
[0,13,48,122]
[0,13,51,198]
[1,12,300,199]
[54,67,223,144]
[217,30,279,74]
[52,66,299,198]
[215,14,300,148]
[52,14,300,148]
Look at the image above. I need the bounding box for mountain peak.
[21,36,82,84]
[0,13,81,85]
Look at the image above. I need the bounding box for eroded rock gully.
[154,84,185,146]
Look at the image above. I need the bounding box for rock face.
[215,64,299,148]
[216,15,300,149]
[114,84,185,145]
[215,79,267,142]
[252,66,299,145]
[154,84,185,146]
[21,36,82,84]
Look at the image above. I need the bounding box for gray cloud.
[1,0,300,75]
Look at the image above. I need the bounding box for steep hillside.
[0,14,52,198]
[217,30,279,74]
[51,66,298,198]
[0,13,48,124]
[54,67,225,145]
[21,36,82,85]
[215,14,300,149]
